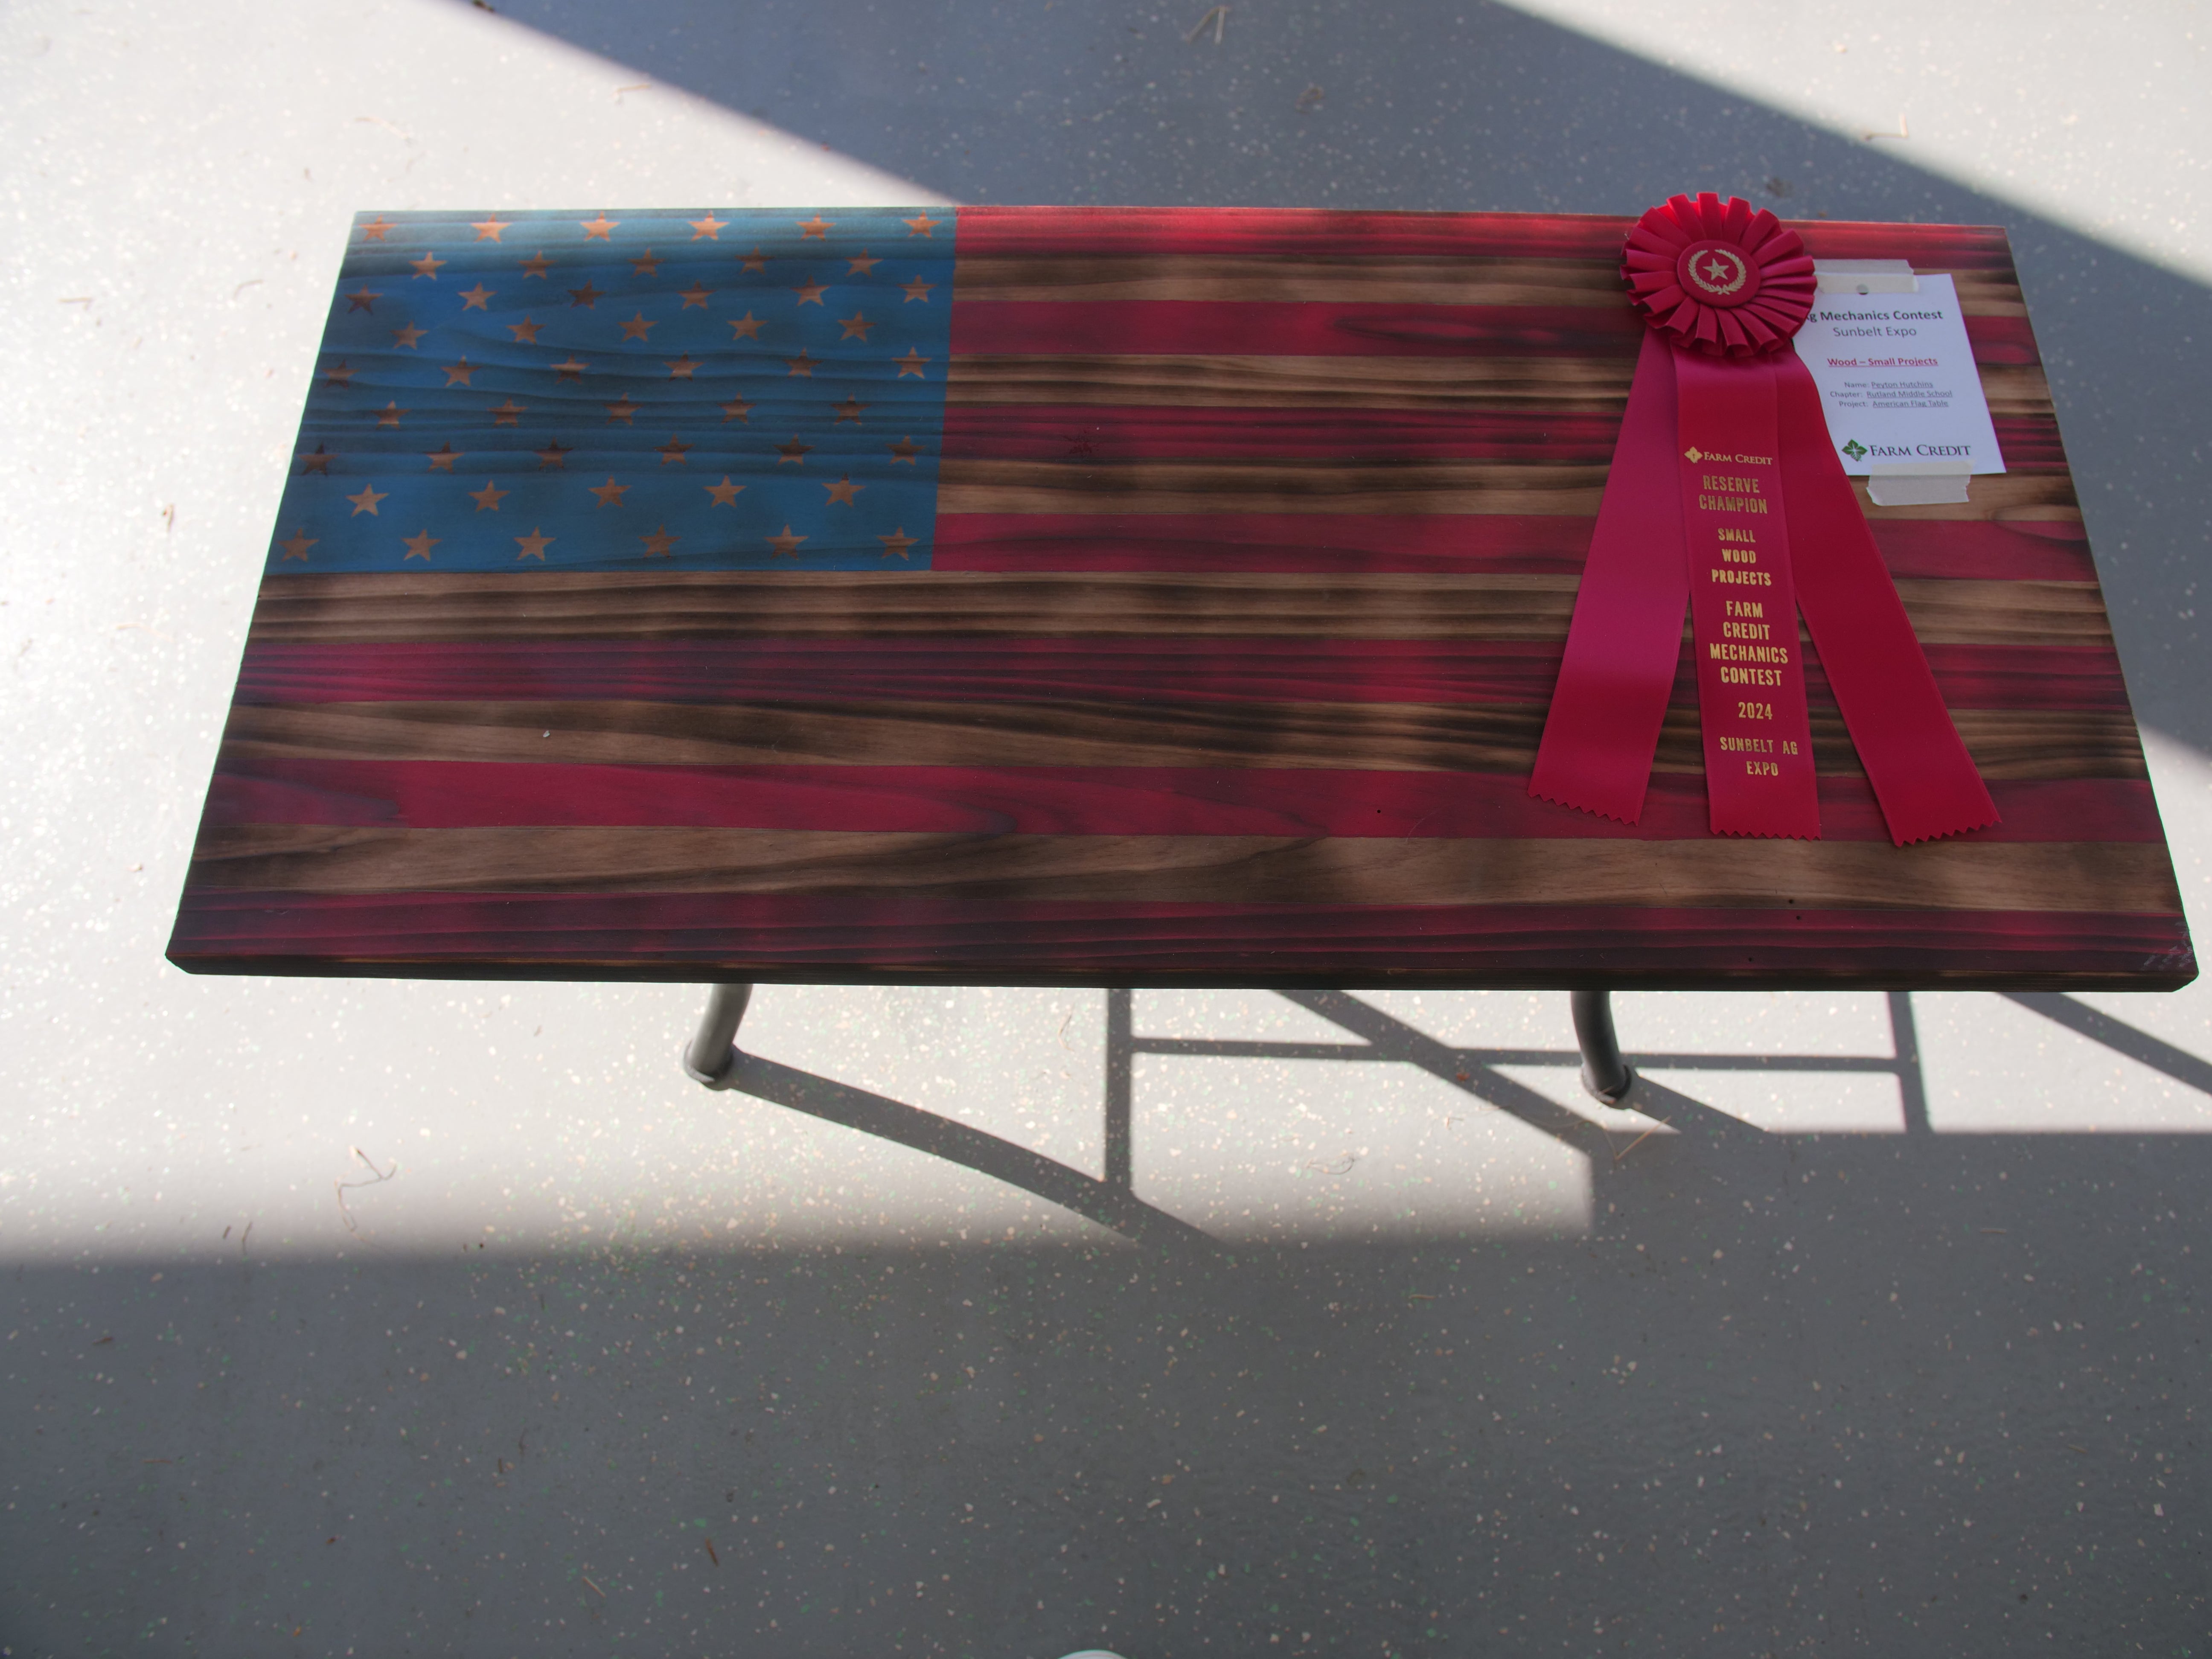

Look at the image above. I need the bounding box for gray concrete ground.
[2,1,2209,1654]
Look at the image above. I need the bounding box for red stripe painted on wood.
[1862,521,2092,581]
[166,888,2195,986]
[949,300,1644,360]
[928,512,2098,580]
[952,208,2017,270]
[942,405,1630,463]
[1992,416,2067,470]
[231,639,2129,712]
[202,757,2165,844]
[1963,314,2040,366]
[954,206,1644,260]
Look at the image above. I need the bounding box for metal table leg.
[682,983,754,1089]
[1572,988,1635,1107]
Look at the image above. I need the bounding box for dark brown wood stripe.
[163,888,2197,990]
[242,573,2114,648]
[937,458,1612,515]
[217,700,2146,780]
[933,458,2074,519]
[945,354,1641,410]
[184,825,2182,915]
[944,355,2059,419]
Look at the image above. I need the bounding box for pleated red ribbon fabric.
[1528,192,1998,844]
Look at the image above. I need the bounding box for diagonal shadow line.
[1269,989,1763,1147]
[722,1051,1214,1252]
[1272,990,1771,1146]
[2002,992,2212,1098]
[1133,1037,1908,1074]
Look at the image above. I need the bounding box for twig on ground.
[335,1147,399,1235]
[1610,1118,1671,1165]
[1185,4,1227,44]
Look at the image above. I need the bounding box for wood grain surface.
[169,206,2193,988]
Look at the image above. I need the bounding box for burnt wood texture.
[169,207,2195,989]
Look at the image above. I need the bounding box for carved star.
[902,212,941,237]
[894,348,928,377]
[535,439,571,469]
[796,215,832,239]
[469,479,509,510]
[346,484,387,515]
[766,524,808,558]
[900,276,934,303]
[728,311,764,341]
[375,400,407,427]
[658,437,693,465]
[391,323,427,349]
[678,283,713,309]
[877,526,918,561]
[620,312,656,341]
[568,281,604,309]
[299,444,334,474]
[776,437,812,465]
[688,213,728,241]
[514,527,554,561]
[631,250,662,278]
[472,217,510,243]
[639,524,680,556]
[324,359,354,387]
[846,250,881,276]
[402,529,440,561]
[581,212,618,240]
[739,247,768,273]
[521,251,551,279]
[720,394,754,423]
[552,357,588,380]
[605,397,639,425]
[838,311,873,341]
[823,476,863,506]
[704,476,744,506]
[588,477,629,507]
[785,350,816,377]
[664,354,699,379]
[459,283,495,310]
[346,287,381,313]
[889,436,920,464]
[489,399,524,426]
[358,216,394,242]
[278,528,318,561]
[442,357,476,386]
[425,442,463,471]
[507,316,543,343]
[833,395,868,424]
[790,277,828,306]
[409,252,446,279]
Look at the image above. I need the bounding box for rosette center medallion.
[1676,240,1760,306]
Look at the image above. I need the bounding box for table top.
[168,206,2195,991]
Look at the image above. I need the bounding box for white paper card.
[1792,274,2005,476]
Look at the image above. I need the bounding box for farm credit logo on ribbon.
[1528,192,1997,844]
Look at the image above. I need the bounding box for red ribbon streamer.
[1530,195,1997,845]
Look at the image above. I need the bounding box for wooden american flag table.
[167,206,2195,1101]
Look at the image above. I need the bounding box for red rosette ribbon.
[1528,192,1996,845]
[1622,192,1817,358]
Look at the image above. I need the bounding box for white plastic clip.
[1813,259,1918,296]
